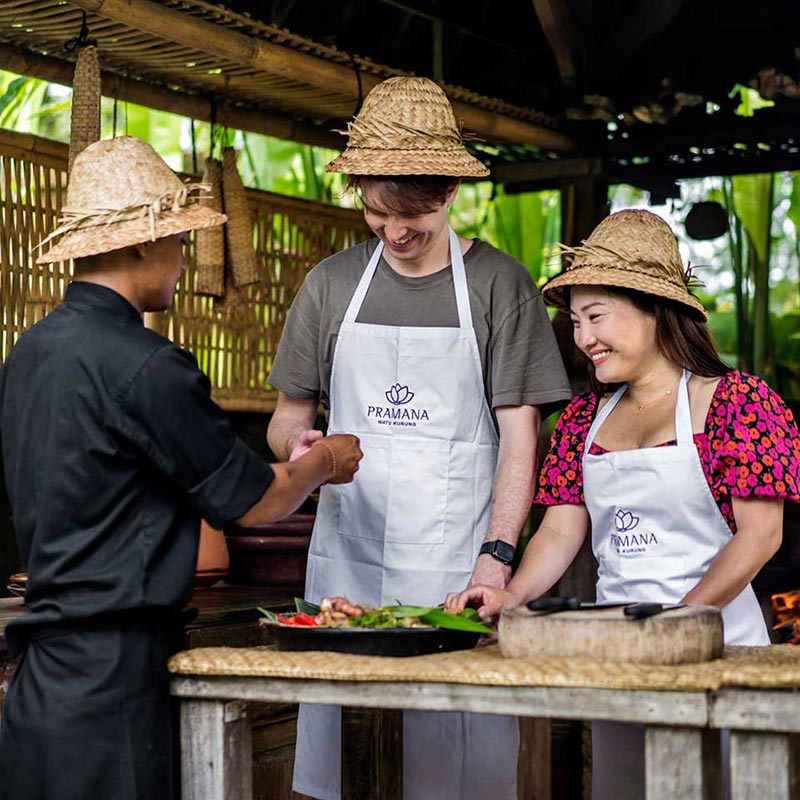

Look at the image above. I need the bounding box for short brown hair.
[347,175,459,216]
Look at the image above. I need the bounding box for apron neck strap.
[584,369,693,452]
[342,226,473,329]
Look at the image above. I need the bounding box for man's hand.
[289,429,323,461]
[444,584,520,620]
[468,553,512,590]
[314,434,363,484]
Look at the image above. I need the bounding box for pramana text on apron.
[293,228,519,800]
[584,369,768,800]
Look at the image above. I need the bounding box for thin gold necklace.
[627,380,681,413]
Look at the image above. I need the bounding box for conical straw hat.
[324,76,489,178]
[37,136,226,264]
[542,209,707,319]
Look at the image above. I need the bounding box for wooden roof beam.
[0,43,343,152]
[68,0,574,152]
[531,0,578,87]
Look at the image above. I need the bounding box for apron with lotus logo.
[584,369,768,800]
[293,227,518,800]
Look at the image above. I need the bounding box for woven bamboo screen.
[0,128,369,411]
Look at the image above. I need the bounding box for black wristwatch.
[479,539,516,566]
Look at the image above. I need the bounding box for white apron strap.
[342,227,470,328]
[584,369,693,453]
[584,384,626,452]
[343,240,385,324]
[448,227,473,330]
[673,369,694,447]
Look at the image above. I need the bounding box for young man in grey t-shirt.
[267,76,572,800]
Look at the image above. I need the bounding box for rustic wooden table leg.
[180,699,253,800]
[645,726,721,800]
[341,706,402,800]
[729,731,800,800]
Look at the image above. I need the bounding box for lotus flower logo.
[385,383,415,405]
[614,509,640,533]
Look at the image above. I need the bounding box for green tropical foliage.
[4,69,800,398]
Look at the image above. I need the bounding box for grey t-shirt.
[269,238,571,420]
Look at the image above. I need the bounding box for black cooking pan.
[262,621,480,657]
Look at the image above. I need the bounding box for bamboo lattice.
[0,128,369,411]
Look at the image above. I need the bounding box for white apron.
[585,370,769,800]
[293,228,519,800]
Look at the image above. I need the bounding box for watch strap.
[479,539,516,565]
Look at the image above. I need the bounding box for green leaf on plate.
[295,598,321,615]
[388,605,433,618]
[257,607,281,623]
[419,608,492,633]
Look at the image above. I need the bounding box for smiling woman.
[445,207,800,800]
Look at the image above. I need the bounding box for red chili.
[278,614,299,625]
[294,612,319,626]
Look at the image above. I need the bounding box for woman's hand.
[445,585,522,620]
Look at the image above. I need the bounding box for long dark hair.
[568,286,731,394]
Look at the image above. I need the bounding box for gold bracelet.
[313,440,337,481]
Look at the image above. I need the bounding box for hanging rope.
[346,50,364,118]
[64,10,96,51]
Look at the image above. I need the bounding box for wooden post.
[645,726,722,800]
[517,717,552,800]
[729,731,800,800]
[341,706,403,800]
[180,699,252,800]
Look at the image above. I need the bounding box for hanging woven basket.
[195,157,225,297]
[222,147,260,287]
[68,44,101,172]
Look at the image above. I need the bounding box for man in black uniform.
[0,136,361,800]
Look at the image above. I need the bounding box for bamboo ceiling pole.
[0,43,342,152]
[67,0,574,151]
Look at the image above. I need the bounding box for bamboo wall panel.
[0,128,369,412]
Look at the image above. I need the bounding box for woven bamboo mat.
[169,644,800,692]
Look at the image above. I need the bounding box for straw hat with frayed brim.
[542,209,708,320]
[324,76,489,178]
[36,136,226,264]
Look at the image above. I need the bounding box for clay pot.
[225,514,314,592]
[195,520,230,587]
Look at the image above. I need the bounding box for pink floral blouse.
[534,371,800,533]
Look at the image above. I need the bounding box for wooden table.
[170,645,800,800]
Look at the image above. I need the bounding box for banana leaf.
[295,598,321,615]
[257,607,281,623]
[419,608,492,633]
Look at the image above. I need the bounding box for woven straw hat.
[324,76,489,178]
[542,209,707,319]
[37,136,226,264]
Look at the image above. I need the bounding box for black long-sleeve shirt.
[0,282,273,646]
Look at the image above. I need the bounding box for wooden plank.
[531,0,578,84]
[180,699,253,800]
[66,0,573,150]
[711,691,800,734]
[645,726,722,800]
[171,676,709,727]
[341,706,402,800]
[0,44,342,152]
[729,731,800,800]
